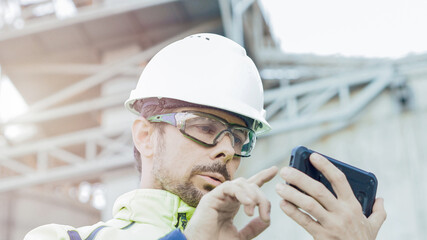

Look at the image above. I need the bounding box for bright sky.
[0,73,39,141]
[0,74,28,123]
[261,0,427,58]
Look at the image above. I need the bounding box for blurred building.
[0,0,426,239]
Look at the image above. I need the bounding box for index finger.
[248,166,278,187]
[310,153,354,199]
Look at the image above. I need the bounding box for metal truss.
[264,67,395,136]
[0,20,223,193]
[219,0,278,50]
[0,126,133,192]
[262,57,427,138]
[0,0,177,37]
[4,20,221,125]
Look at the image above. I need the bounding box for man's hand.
[276,153,387,240]
[184,166,278,240]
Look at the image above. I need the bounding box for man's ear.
[132,117,155,158]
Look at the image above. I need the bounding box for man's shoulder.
[24,220,183,240]
[24,223,77,240]
[24,222,105,240]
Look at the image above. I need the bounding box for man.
[25,33,386,240]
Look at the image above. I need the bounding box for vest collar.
[113,189,195,230]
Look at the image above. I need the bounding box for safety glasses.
[147,111,256,157]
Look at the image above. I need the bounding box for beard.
[152,142,231,207]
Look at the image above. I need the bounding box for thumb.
[368,198,387,231]
[239,217,270,240]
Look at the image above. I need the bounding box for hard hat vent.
[190,34,210,41]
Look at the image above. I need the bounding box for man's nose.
[210,131,236,161]
[215,130,235,148]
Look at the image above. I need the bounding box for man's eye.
[233,135,244,145]
[233,130,247,145]
[197,125,215,134]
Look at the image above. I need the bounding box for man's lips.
[197,172,226,186]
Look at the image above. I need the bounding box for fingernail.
[271,166,279,173]
[275,183,285,191]
[311,153,321,162]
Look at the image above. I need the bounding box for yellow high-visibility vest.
[25,189,195,240]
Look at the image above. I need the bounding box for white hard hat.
[125,33,271,135]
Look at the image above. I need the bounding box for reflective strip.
[174,213,188,230]
[67,231,82,240]
[86,226,107,240]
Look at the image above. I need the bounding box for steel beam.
[49,148,85,164]
[231,0,256,46]
[0,152,134,193]
[0,156,34,174]
[265,69,393,137]
[219,0,233,38]
[300,87,338,116]
[0,0,178,42]
[3,63,105,75]
[8,93,129,125]
[264,68,383,103]
[0,125,133,192]
[19,19,221,114]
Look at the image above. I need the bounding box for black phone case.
[290,146,377,217]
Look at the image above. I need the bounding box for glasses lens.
[232,127,255,157]
[183,115,255,157]
[184,116,224,143]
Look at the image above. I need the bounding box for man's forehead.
[175,106,246,126]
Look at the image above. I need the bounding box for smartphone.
[289,146,377,217]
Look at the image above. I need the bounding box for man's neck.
[139,168,163,189]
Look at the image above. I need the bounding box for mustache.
[190,162,231,181]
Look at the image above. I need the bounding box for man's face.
[151,107,246,207]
